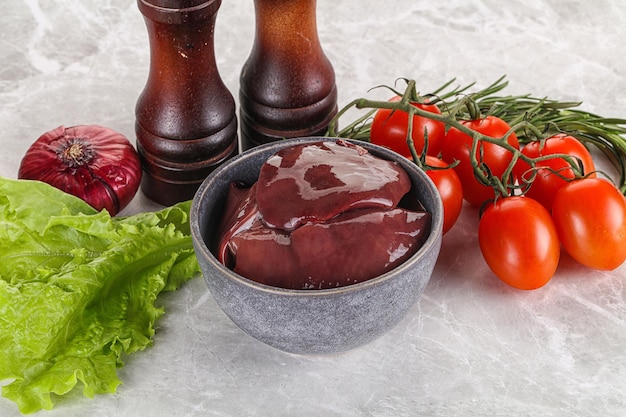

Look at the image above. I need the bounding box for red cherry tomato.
[514,134,596,211]
[478,196,560,290]
[551,178,626,270]
[441,116,520,207]
[370,96,446,158]
[424,156,463,234]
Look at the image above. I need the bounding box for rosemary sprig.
[327,76,626,195]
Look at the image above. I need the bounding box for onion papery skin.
[18,125,142,215]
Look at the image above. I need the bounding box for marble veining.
[1,0,625,416]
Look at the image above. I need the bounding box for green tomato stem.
[327,76,626,196]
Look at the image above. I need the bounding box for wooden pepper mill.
[239,0,338,151]
[135,0,238,206]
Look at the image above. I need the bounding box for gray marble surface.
[1,0,625,416]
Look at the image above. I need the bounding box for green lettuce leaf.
[0,177,200,414]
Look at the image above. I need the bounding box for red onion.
[18,125,142,215]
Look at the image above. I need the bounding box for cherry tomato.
[424,156,463,234]
[514,134,596,211]
[478,196,560,290]
[441,116,519,208]
[370,96,446,158]
[551,178,626,270]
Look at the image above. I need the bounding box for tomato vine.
[326,76,626,286]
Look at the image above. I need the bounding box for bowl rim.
[190,136,443,297]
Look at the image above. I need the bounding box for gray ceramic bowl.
[190,137,443,355]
